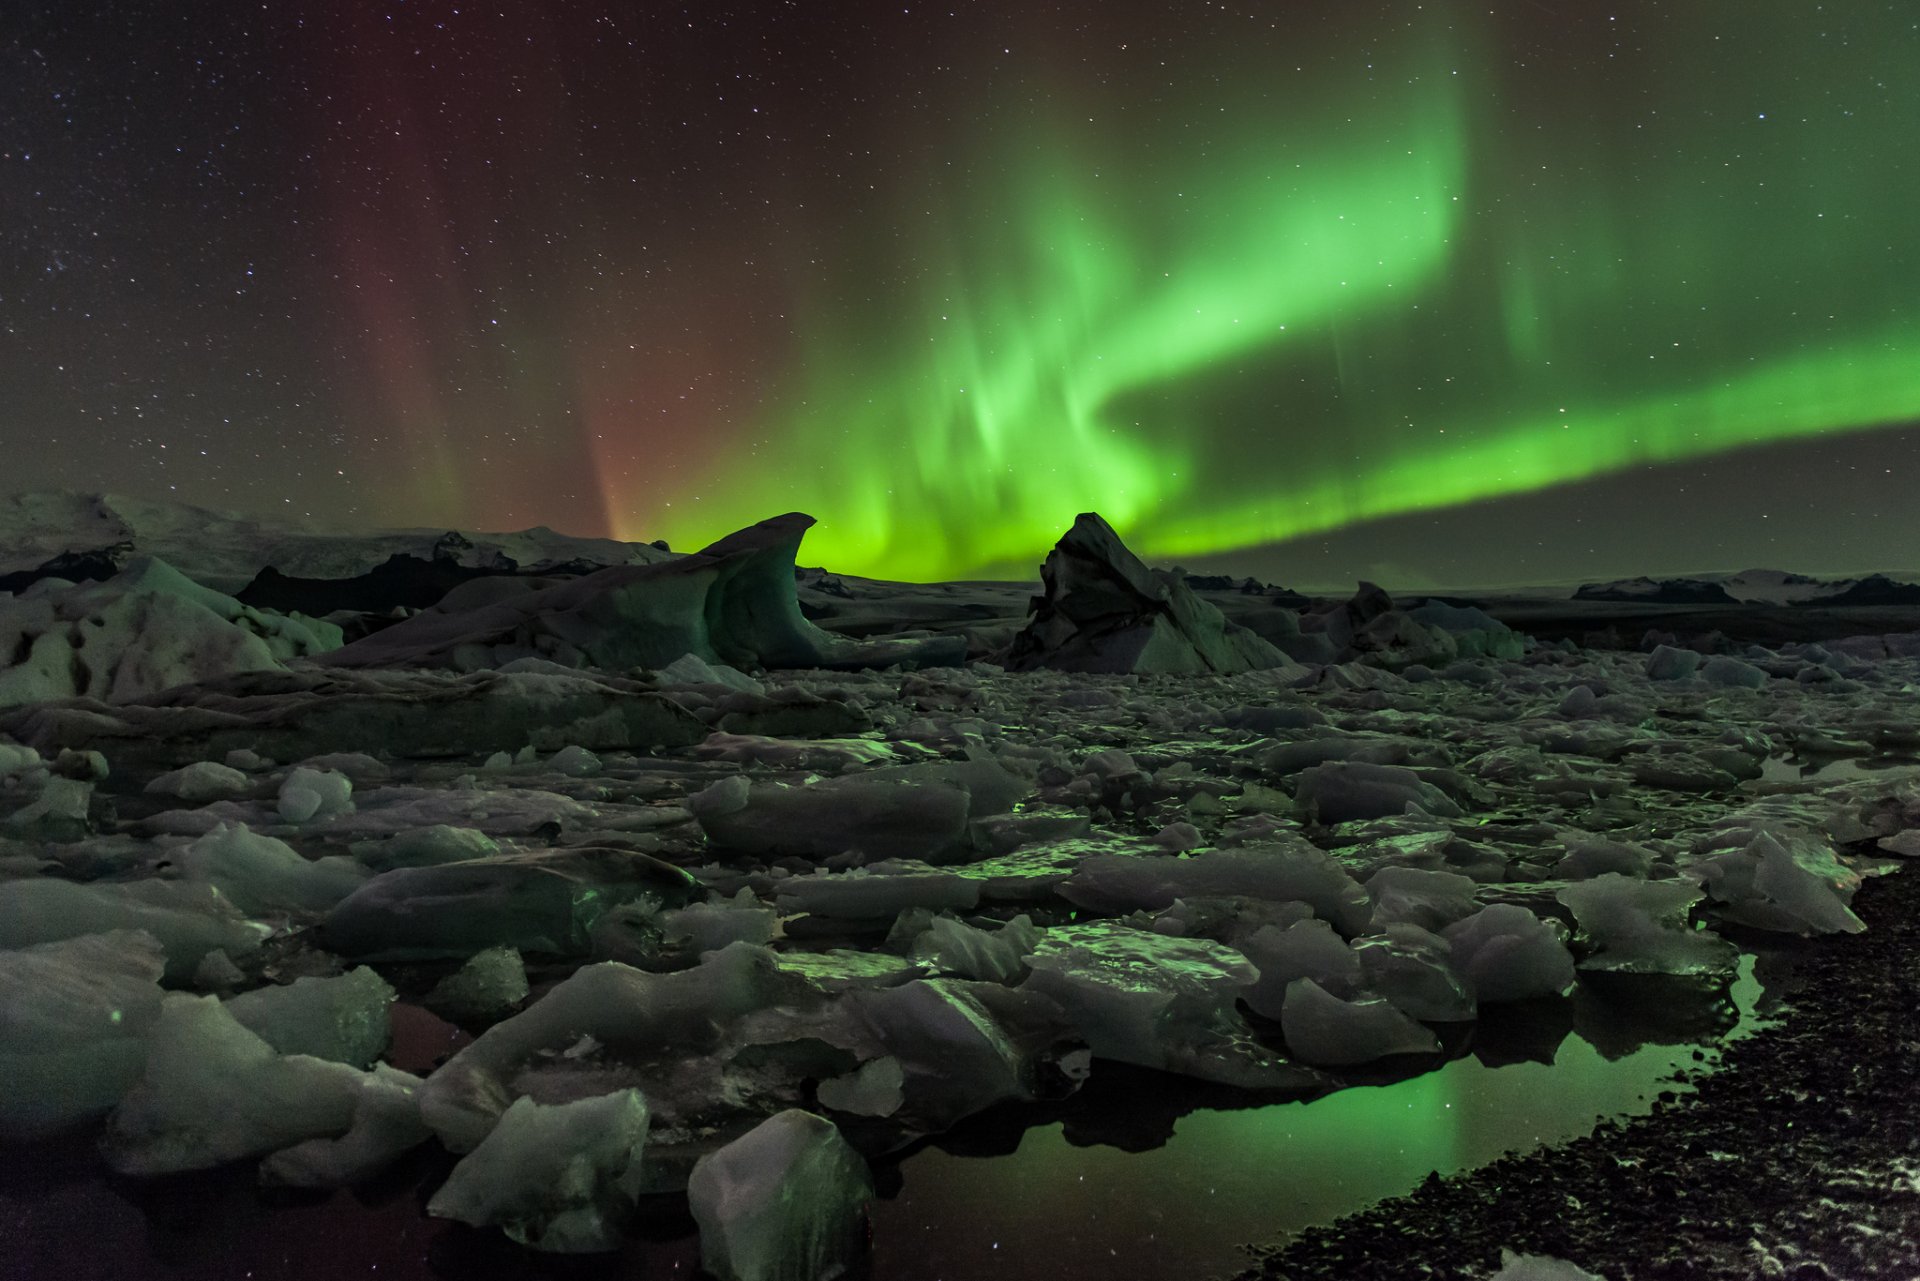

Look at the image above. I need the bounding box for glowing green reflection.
[872,961,1761,1281]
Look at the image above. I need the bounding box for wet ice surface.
[2,959,1768,1281]
[3,549,1918,1278]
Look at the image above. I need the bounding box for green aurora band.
[654,5,1920,580]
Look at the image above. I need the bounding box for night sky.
[3,2,1918,586]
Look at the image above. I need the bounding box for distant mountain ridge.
[1796,574,1920,607]
[1572,576,1738,605]
[1570,568,1920,606]
[0,491,668,593]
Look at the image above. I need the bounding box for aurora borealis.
[4,2,1919,584]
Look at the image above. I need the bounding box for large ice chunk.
[427,1090,651,1252]
[0,929,168,1137]
[224,966,396,1067]
[1003,512,1292,675]
[4,775,91,840]
[424,946,531,1024]
[687,1109,873,1281]
[323,848,696,960]
[318,512,961,674]
[177,821,366,914]
[689,761,1014,864]
[419,944,790,1153]
[1644,644,1701,680]
[1363,865,1479,932]
[1442,904,1576,1002]
[902,913,1040,983]
[1279,978,1441,1067]
[774,862,981,921]
[0,556,340,709]
[847,978,1085,1129]
[102,993,368,1175]
[277,765,355,823]
[1061,843,1371,935]
[1147,895,1316,948]
[1024,921,1315,1089]
[1353,924,1477,1022]
[1553,837,1656,881]
[1293,761,1463,823]
[258,1063,430,1188]
[349,824,500,871]
[814,1056,906,1118]
[145,760,251,803]
[1556,875,1738,977]
[0,877,265,982]
[1238,918,1364,1020]
[1687,827,1866,936]
[661,891,778,955]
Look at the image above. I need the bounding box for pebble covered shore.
[1242,866,1920,1281]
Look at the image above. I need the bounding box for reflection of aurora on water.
[872,959,1763,1281]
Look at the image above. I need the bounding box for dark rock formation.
[1346,581,1396,628]
[430,530,508,566]
[1003,513,1293,675]
[0,542,137,594]
[237,554,516,616]
[1178,569,1309,605]
[1573,576,1738,604]
[515,557,613,577]
[1798,574,1920,607]
[1301,582,1395,655]
[1293,584,1524,667]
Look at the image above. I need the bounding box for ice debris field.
[0,501,1915,1281]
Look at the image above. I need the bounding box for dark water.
[869,959,1766,1281]
[0,962,1766,1281]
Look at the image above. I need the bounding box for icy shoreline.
[3,642,1909,1272]
[1241,864,1920,1280]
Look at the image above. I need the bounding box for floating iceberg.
[688,1109,873,1281]
[428,1090,651,1251]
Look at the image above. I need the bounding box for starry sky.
[3,1,1918,587]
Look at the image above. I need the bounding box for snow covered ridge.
[0,510,1916,1275]
[1572,567,1920,606]
[0,490,666,593]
